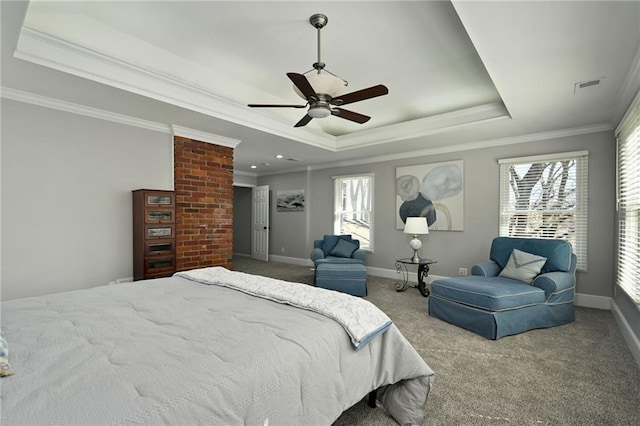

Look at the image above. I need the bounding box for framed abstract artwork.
[276,189,305,212]
[396,160,464,231]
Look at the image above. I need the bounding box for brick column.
[173,136,234,271]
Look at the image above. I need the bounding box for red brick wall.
[174,136,234,271]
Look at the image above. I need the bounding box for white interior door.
[251,185,269,261]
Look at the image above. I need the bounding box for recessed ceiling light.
[250,165,257,169]
[275,154,284,159]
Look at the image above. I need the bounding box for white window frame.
[499,151,589,271]
[616,89,640,307]
[333,173,374,252]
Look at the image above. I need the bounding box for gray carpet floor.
[232,256,640,425]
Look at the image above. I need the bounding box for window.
[617,90,640,306]
[333,174,374,251]
[499,151,589,270]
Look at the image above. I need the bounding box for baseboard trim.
[366,266,445,285]
[611,300,640,370]
[268,254,314,267]
[574,293,611,310]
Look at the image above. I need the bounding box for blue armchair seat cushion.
[431,276,546,311]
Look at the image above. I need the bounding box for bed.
[1,267,434,425]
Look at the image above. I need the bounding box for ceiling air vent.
[574,77,604,94]
[287,158,300,162]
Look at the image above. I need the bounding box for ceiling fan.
[248,13,389,128]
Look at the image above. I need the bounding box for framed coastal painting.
[395,160,464,231]
[276,189,305,212]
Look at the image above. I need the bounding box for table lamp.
[403,217,429,263]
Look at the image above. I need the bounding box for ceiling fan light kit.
[248,13,388,128]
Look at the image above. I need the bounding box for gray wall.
[1,99,173,300]
[258,171,310,258]
[259,130,616,299]
[233,186,252,255]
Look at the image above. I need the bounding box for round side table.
[394,258,437,297]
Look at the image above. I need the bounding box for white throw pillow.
[499,248,547,284]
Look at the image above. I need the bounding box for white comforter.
[176,267,392,349]
[1,272,434,425]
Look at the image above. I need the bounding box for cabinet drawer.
[145,224,174,239]
[144,192,174,208]
[145,209,174,223]
[144,256,175,273]
[145,240,174,256]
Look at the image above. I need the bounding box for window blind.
[499,151,589,270]
[333,174,374,251]
[616,90,640,306]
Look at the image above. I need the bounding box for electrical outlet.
[281,247,285,252]
[459,267,468,276]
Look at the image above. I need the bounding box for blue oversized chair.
[429,237,576,339]
[310,235,368,296]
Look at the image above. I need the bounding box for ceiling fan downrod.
[310,13,328,73]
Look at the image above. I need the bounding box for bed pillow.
[498,248,547,284]
[1,332,14,377]
[330,238,358,258]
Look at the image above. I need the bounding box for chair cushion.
[330,239,358,258]
[490,237,572,273]
[431,276,546,311]
[498,249,547,284]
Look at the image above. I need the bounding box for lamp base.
[409,235,422,263]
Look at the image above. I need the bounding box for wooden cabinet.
[133,189,176,280]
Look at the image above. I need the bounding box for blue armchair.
[310,234,367,266]
[310,235,368,296]
[429,237,576,340]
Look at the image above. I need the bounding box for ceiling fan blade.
[331,108,371,124]
[294,114,313,128]
[332,84,388,106]
[248,104,307,108]
[287,72,317,100]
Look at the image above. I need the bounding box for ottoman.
[315,262,367,296]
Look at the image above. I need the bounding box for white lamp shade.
[294,72,346,99]
[403,217,430,235]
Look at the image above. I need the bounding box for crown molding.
[307,123,613,172]
[172,125,241,148]
[3,84,612,179]
[14,26,519,154]
[1,86,171,133]
[614,45,640,129]
[15,26,336,152]
[335,102,511,150]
